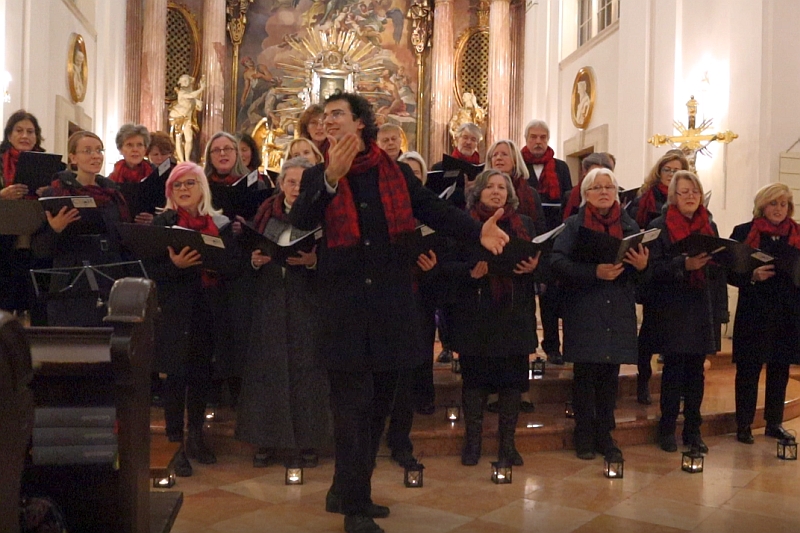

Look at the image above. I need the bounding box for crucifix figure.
[648,95,738,172]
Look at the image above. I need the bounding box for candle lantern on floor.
[681,448,705,473]
[531,357,545,380]
[451,356,461,374]
[603,455,624,479]
[152,471,176,489]
[445,404,460,422]
[491,460,512,484]
[285,460,304,485]
[777,437,798,461]
[564,401,574,419]
[404,462,424,487]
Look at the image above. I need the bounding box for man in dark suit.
[289,93,508,533]
[521,119,573,365]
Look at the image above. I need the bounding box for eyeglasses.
[676,190,701,198]
[309,119,325,127]
[282,180,302,190]
[76,148,104,156]
[661,168,682,175]
[587,185,617,192]
[171,179,198,190]
[322,109,355,121]
[209,146,236,156]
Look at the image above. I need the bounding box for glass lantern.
[681,449,705,473]
[491,460,513,484]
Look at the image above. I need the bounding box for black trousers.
[412,302,437,409]
[328,368,399,515]
[539,283,561,354]
[659,352,705,436]
[735,360,790,427]
[387,369,415,455]
[571,362,620,451]
[637,341,652,383]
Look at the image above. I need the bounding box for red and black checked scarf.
[2,147,20,186]
[48,177,131,222]
[583,201,623,239]
[324,143,415,248]
[317,138,331,159]
[208,172,241,186]
[512,176,538,220]
[253,191,288,233]
[745,216,800,250]
[175,206,220,288]
[635,182,669,227]
[108,159,153,184]
[470,202,530,303]
[451,148,480,164]
[665,204,715,288]
[563,185,582,221]
[522,146,560,201]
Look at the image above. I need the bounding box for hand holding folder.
[117,222,230,270]
[39,196,105,235]
[237,219,322,266]
[485,223,567,275]
[572,226,661,265]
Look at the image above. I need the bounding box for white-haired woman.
[551,168,649,462]
[729,183,800,444]
[108,123,152,184]
[639,171,726,454]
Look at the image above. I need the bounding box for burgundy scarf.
[317,138,331,159]
[451,148,480,164]
[665,204,715,288]
[108,159,153,184]
[324,143,415,248]
[208,172,241,186]
[48,177,131,222]
[175,207,220,287]
[636,182,668,227]
[253,191,288,233]
[563,184,582,221]
[2,147,20,186]
[522,145,560,201]
[470,202,529,303]
[583,201,623,239]
[512,176,538,220]
[745,216,800,250]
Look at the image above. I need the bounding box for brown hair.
[639,152,689,197]
[298,105,324,140]
[147,131,175,156]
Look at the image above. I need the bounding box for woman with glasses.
[31,131,132,326]
[551,168,649,462]
[638,170,726,453]
[729,183,800,444]
[148,162,244,477]
[298,104,329,155]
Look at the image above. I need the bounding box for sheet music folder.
[441,154,484,181]
[210,176,272,220]
[15,151,66,190]
[118,177,167,215]
[485,223,566,275]
[237,220,322,265]
[39,196,106,235]
[0,199,45,235]
[668,233,772,274]
[572,226,661,264]
[117,222,230,270]
[394,224,447,265]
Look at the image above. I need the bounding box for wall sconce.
[491,460,512,484]
[777,437,798,461]
[604,456,624,479]
[681,449,705,473]
[404,462,424,488]
[445,404,460,423]
[285,460,304,485]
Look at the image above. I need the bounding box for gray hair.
[667,170,704,206]
[378,123,403,135]
[397,151,428,183]
[466,169,519,210]
[581,152,613,174]
[524,119,550,139]
[456,122,483,142]
[115,123,150,150]
[278,156,314,186]
[485,139,529,181]
[203,131,249,177]
[580,168,620,206]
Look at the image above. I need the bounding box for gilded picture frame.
[571,66,596,130]
[67,34,88,104]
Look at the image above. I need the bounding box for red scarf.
[665,204,715,288]
[108,159,153,184]
[512,176,538,220]
[324,143,415,248]
[583,201,623,239]
[175,207,220,288]
[745,216,800,250]
[253,191,288,233]
[451,148,480,164]
[563,183,583,221]
[48,177,131,222]
[2,147,20,186]
[208,172,241,186]
[636,182,669,227]
[522,146,560,201]
[317,138,331,159]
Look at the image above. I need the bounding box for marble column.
[509,0,525,144]
[428,0,454,163]
[124,0,144,123]
[200,0,226,149]
[486,0,511,145]
[140,0,167,132]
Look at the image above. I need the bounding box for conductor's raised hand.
[514,251,540,275]
[324,133,361,186]
[416,250,437,272]
[623,244,649,271]
[168,245,202,269]
[46,206,81,233]
[479,207,510,255]
[596,263,624,281]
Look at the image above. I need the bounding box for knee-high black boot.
[498,388,523,466]
[461,387,485,466]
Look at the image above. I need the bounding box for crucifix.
[648,95,738,172]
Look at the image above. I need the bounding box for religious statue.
[449,92,486,143]
[169,74,206,163]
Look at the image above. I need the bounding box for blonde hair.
[485,139,529,181]
[753,182,794,218]
[283,138,323,164]
[164,161,222,216]
[580,168,620,206]
[639,152,690,197]
[397,151,428,184]
[666,171,704,206]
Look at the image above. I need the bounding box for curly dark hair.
[298,104,324,140]
[0,110,44,154]
[324,92,378,144]
[237,132,262,171]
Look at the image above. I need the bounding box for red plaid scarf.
[108,159,153,184]
[583,201,623,239]
[324,143,415,248]
[253,191,288,233]
[745,216,800,250]
[563,185,582,221]
[636,182,668,227]
[208,172,241,186]
[317,138,330,159]
[522,146,560,201]
[48,176,131,222]
[175,207,220,288]
[512,176,538,220]
[2,147,20,186]
[665,204,714,288]
[451,148,480,164]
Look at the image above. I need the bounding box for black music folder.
[573,226,661,264]
[39,196,106,235]
[210,172,272,220]
[15,151,66,190]
[441,154,484,182]
[118,175,168,215]
[619,187,640,208]
[395,224,448,265]
[769,244,800,287]
[117,222,230,270]
[0,199,45,235]
[667,233,773,274]
[237,219,322,265]
[486,223,566,275]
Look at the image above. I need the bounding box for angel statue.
[449,92,486,143]
[169,74,206,163]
